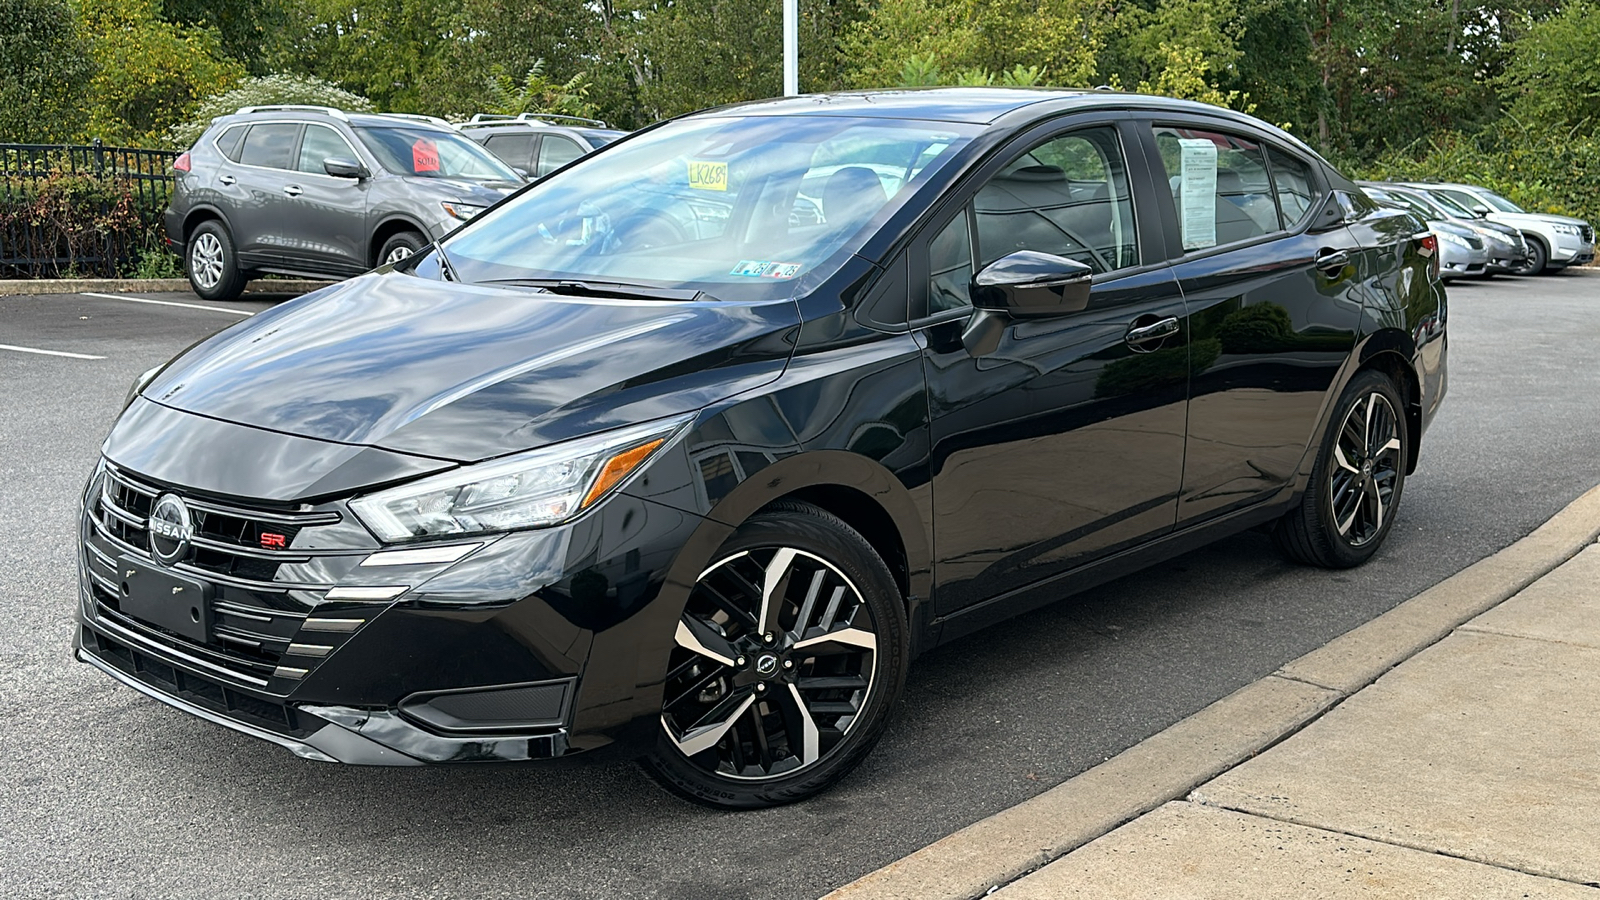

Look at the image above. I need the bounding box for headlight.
[1552,223,1580,236]
[441,201,486,221]
[124,365,163,409]
[350,415,692,541]
[1436,231,1469,248]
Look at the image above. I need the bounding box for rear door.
[1141,119,1367,524]
[916,119,1190,617]
[227,123,304,268]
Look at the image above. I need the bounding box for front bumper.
[76,454,711,766]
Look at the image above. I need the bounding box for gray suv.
[165,106,525,300]
[456,114,625,180]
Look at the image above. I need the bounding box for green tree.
[1498,0,1600,134]
[161,0,288,74]
[0,0,94,142]
[482,61,600,120]
[79,0,244,145]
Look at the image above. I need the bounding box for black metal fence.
[0,140,178,279]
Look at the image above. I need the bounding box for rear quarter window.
[214,125,247,162]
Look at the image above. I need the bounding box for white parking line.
[80,292,254,316]
[0,343,106,360]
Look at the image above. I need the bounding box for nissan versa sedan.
[77,89,1447,809]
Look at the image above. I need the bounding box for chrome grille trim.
[91,611,271,687]
[185,498,340,526]
[213,600,282,622]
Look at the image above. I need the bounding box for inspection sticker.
[731,260,802,278]
[688,160,729,191]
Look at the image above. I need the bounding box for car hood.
[400,176,521,202]
[139,271,799,463]
[1490,210,1589,228]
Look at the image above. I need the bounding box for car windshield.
[1422,190,1477,218]
[356,126,521,181]
[440,114,979,299]
[1389,189,1451,220]
[1476,190,1526,214]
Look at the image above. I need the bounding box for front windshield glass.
[356,126,521,181]
[1478,190,1525,214]
[1391,189,1451,220]
[441,115,979,298]
[1423,190,1475,218]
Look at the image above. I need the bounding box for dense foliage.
[1,0,1597,223]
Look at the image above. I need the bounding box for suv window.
[297,124,357,174]
[215,124,247,162]
[1267,147,1316,228]
[484,133,535,170]
[1155,126,1276,250]
[238,123,301,170]
[537,136,583,177]
[973,126,1136,274]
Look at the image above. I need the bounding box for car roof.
[221,107,458,133]
[692,87,1251,125]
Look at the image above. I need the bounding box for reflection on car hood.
[141,271,799,462]
[401,176,521,200]
[1492,210,1589,228]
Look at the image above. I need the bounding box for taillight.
[173,152,191,173]
[1418,232,1440,279]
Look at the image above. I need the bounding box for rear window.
[238,123,301,170]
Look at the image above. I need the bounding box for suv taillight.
[173,152,191,173]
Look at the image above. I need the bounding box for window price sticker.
[688,160,729,191]
[412,139,441,173]
[731,260,802,278]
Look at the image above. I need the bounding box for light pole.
[783,0,798,96]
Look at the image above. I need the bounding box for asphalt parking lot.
[3,272,1600,899]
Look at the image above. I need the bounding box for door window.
[1267,147,1316,228]
[238,123,301,170]
[973,127,1137,273]
[484,133,535,170]
[296,124,357,174]
[1155,127,1276,250]
[536,136,583,176]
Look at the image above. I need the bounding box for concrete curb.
[0,278,334,297]
[824,482,1600,900]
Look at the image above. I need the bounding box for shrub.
[166,74,376,150]
[0,161,171,278]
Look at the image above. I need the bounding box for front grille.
[83,463,354,691]
[1582,225,1594,244]
[84,626,312,737]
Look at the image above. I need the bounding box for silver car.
[1361,183,1490,279]
[1401,181,1594,275]
[164,106,526,300]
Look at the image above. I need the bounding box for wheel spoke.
[675,618,738,668]
[793,626,877,653]
[1364,477,1386,530]
[1362,394,1376,454]
[1332,444,1361,474]
[783,684,820,766]
[669,692,755,757]
[758,548,797,637]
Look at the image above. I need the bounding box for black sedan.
[76,88,1447,809]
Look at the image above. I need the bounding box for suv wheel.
[378,231,426,267]
[645,502,908,809]
[186,221,246,301]
[1514,236,1548,275]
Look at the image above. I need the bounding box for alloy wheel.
[384,245,414,265]
[662,547,878,781]
[190,233,225,290]
[1328,391,1402,547]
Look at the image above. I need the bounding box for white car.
[1403,182,1594,275]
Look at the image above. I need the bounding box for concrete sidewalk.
[996,542,1600,897]
[829,484,1600,899]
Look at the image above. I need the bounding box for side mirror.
[970,251,1093,318]
[1471,203,1492,216]
[514,166,535,181]
[324,157,369,179]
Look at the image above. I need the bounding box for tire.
[644,501,908,809]
[1514,236,1548,276]
[376,231,426,268]
[185,220,246,301]
[1273,370,1408,569]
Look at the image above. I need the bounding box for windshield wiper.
[482,278,707,302]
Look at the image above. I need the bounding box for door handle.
[1315,249,1351,274]
[1125,316,1180,347]
[283,185,303,197]
[218,175,235,186]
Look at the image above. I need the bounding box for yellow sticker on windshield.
[688,160,729,191]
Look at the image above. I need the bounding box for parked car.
[165,106,527,300]
[1361,182,1528,275]
[1400,181,1594,275]
[81,89,1447,809]
[1359,183,1489,279]
[457,114,626,180]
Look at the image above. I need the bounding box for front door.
[917,123,1190,617]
